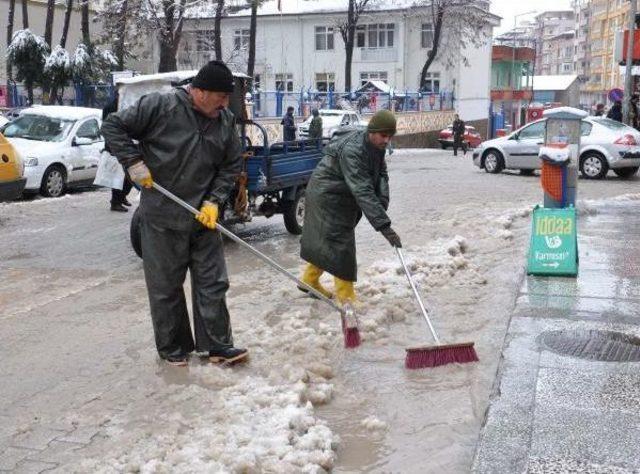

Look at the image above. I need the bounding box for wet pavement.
[473,198,640,473]
[2,150,640,472]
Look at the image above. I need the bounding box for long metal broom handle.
[395,247,441,345]
[151,182,342,312]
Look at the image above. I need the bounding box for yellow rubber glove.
[127,161,153,189]
[196,201,219,229]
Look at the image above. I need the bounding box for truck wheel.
[283,189,305,235]
[130,207,143,259]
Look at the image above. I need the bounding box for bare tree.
[60,0,73,48]
[337,0,374,92]
[151,0,188,72]
[416,0,491,90]
[247,0,258,81]
[20,0,28,29]
[7,0,16,81]
[214,0,225,60]
[44,0,55,47]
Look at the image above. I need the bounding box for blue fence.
[251,90,455,118]
[7,83,115,109]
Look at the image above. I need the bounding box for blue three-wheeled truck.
[115,71,325,258]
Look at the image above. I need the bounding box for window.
[315,26,334,51]
[580,122,592,136]
[360,71,388,85]
[356,23,395,48]
[253,74,261,90]
[275,73,294,92]
[421,23,434,49]
[76,119,101,141]
[518,121,545,140]
[421,72,440,93]
[233,29,250,50]
[315,72,335,92]
[562,63,572,73]
[196,30,215,51]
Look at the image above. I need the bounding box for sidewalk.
[473,198,640,473]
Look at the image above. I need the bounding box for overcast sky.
[491,0,573,36]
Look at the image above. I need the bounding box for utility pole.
[623,0,637,124]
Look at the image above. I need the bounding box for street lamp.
[512,10,537,128]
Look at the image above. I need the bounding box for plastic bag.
[93,150,125,190]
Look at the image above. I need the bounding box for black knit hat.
[191,60,235,92]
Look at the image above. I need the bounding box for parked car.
[3,106,103,197]
[0,132,26,201]
[298,109,366,139]
[472,117,640,179]
[438,125,483,149]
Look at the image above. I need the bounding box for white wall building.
[175,0,499,123]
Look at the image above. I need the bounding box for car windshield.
[590,117,631,130]
[3,114,75,142]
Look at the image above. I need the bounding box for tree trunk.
[419,7,444,89]
[20,0,28,29]
[157,0,185,73]
[60,0,73,48]
[114,0,129,70]
[247,0,257,80]
[26,79,33,105]
[44,0,55,47]
[343,0,356,92]
[81,0,90,46]
[158,42,177,72]
[214,0,225,60]
[7,0,15,82]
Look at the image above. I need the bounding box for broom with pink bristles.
[395,247,478,369]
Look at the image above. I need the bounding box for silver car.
[472,117,640,179]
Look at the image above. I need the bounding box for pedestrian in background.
[102,60,247,367]
[281,106,296,142]
[308,108,323,141]
[630,94,639,129]
[594,103,605,117]
[102,91,133,213]
[299,110,402,306]
[452,113,467,156]
[607,100,623,122]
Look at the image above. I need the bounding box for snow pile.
[361,416,388,432]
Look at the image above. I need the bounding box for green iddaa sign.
[527,206,578,276]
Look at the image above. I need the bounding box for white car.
[472,117,640,179]
[3,106,104,197]
[298,109,366,139]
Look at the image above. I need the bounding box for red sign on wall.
[623,30,640,61]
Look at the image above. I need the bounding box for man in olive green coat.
[308,108,323,140]
[299,109,402,304]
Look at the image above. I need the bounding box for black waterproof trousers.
[140,218,233,359]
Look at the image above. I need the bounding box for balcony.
[359,48,398,62]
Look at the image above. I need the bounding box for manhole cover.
[538,330,640,362]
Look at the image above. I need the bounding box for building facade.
[534,11,575,76]
[174,0,499,123]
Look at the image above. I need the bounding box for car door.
[504,120,546,169]
[73,118,103,181]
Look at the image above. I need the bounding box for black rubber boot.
[111,203,128,213]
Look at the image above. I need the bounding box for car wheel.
[40,165,67,197]
[483,150,504,174]
[130,206,143,259]
[613,166,639,178]
[520,169,535,176]
[580,152,608,179]
[283,188,305,235]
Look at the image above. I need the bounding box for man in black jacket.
[452,114,467,156]
[102,61,246,367]
[281,106,296,141]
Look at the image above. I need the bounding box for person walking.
[308,108,323,140]
[630,94,639,129]
[452,114,467,156]
[281,106,297,142]
[102,91,133,213]
[298,110,402,306]
[607,100,623,122]
[101,60,247,367]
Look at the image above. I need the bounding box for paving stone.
[11,428,68,451]
[25,440,85,465]
[12,460,58,473]
[0,446,36,470]
[56,426,100,445]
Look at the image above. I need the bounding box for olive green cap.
[367,109,397,135]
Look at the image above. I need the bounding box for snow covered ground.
[1,149,639,473]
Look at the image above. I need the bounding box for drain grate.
[538,330,640,362]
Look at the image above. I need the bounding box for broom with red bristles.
[395,247,479,369]
[151,182,360,349]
